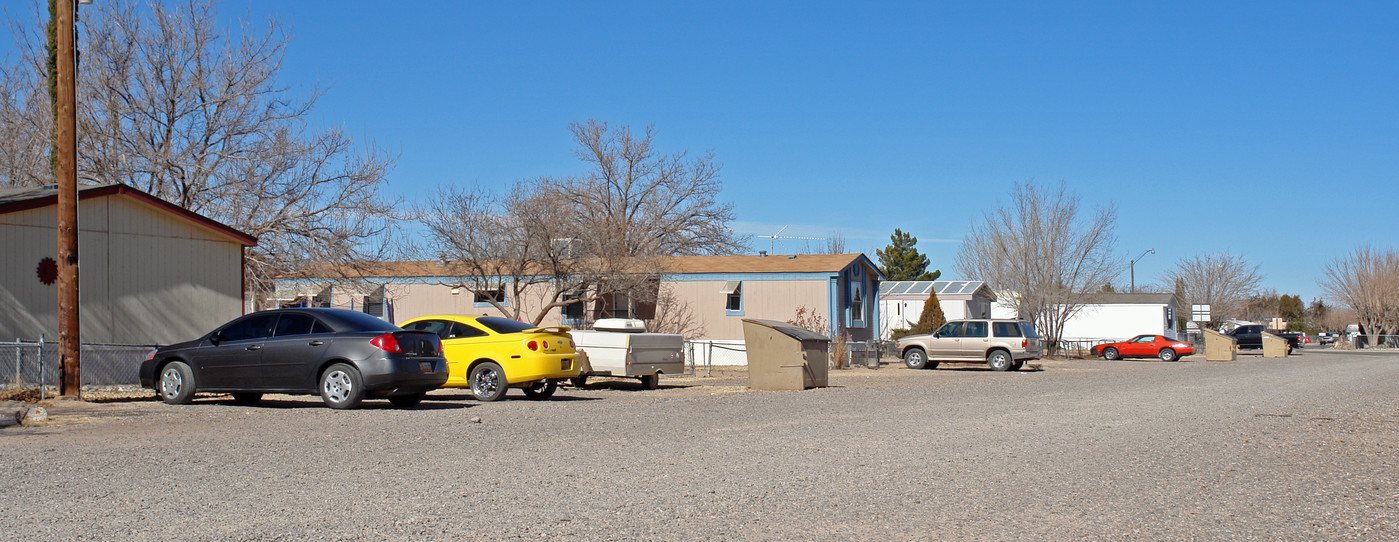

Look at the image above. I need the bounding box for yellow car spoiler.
[528,325,571,334]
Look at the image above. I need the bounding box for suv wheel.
[987,349,1013,372]
[903,348,928,370]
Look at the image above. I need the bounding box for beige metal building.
[0,184,256,345]
[277,253,884,342]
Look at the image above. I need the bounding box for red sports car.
[1091,335,1194,362]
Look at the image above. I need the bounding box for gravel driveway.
[2,349,1396,540]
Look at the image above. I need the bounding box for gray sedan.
[139,308,448,409]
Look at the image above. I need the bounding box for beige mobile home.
[277,253,883,343]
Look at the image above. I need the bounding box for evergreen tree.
[877,228,940,281]
[911,288,947,335]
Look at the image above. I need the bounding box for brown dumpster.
[1204,328,1236,361]
[1261,332,1290,358]
[741,319,830,390]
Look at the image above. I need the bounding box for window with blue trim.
[474,286,506,308]
[561,291,584,325]
[721,280,743,315]
[849,283,865,327]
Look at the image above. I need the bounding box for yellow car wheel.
[469,362,508,402]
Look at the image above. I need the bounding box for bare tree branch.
[1,0,402,304]
[954,181,1120,355]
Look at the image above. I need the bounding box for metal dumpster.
[741,319,829,390]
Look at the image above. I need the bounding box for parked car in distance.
[1318,332,1338,345]
[399,315,579,401]
[1226,324,1299,354]
[895,319,1044,371]
[1091,335,1194,361]
[139,308,448,409]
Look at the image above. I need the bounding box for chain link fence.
[1,340,156,393]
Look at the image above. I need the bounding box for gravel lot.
[2,349,1396,540]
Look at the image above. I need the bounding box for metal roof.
[879,280,989,297]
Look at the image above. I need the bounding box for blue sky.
[7,1,1397,302]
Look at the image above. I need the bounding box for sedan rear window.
[328,310,402,332]
[475,317,537,334]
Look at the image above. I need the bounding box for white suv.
[895,319,1044,371]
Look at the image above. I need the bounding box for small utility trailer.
[568,319,684,389]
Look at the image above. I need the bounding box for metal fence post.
[39,334,45,401]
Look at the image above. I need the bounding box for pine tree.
[911,287,947,335]
[877,228,940,281]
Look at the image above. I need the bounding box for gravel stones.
[1,350,1396,540]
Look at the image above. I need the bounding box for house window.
[850,284,864,326]
[562,291,585,324]
[593,292,631,319]
[721,280,743,315]
[363,286,386,318]
[474,286,506,308]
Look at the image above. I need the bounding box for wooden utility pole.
[55,0,81,398]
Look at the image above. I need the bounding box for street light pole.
[1130,248,1155,294]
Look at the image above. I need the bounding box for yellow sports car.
[399,315,579,401]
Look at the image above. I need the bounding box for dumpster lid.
[741,319,830,342]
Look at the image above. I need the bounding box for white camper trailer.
[568,319,685,389]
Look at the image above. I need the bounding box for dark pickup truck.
[1227,325,1301,353]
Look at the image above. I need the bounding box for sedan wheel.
[1103,347,1121,361]
[469,362,508,402]
[1158,348,1178,362]
[522,381,557,400]
[320,363,365,410]
[158,362,196,405]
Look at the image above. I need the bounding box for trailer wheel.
[640,373,659,390]
[570,376,588,388]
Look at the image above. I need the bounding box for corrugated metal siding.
[0,195,244,345]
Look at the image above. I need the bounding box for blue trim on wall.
[828,277,840,338]
[666,272,839,282]
[276,272,841,288]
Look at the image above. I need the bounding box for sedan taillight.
[370,333,403,353]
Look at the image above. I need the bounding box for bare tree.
[1320,246,1399,346]
[418,120,745,326]
[1163,253,1263,328]
[0,0,400,302]
[560,119,745,257]
[824,230,846,254]
[954,181,1120,355]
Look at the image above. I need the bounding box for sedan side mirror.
[209,333,223,346]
